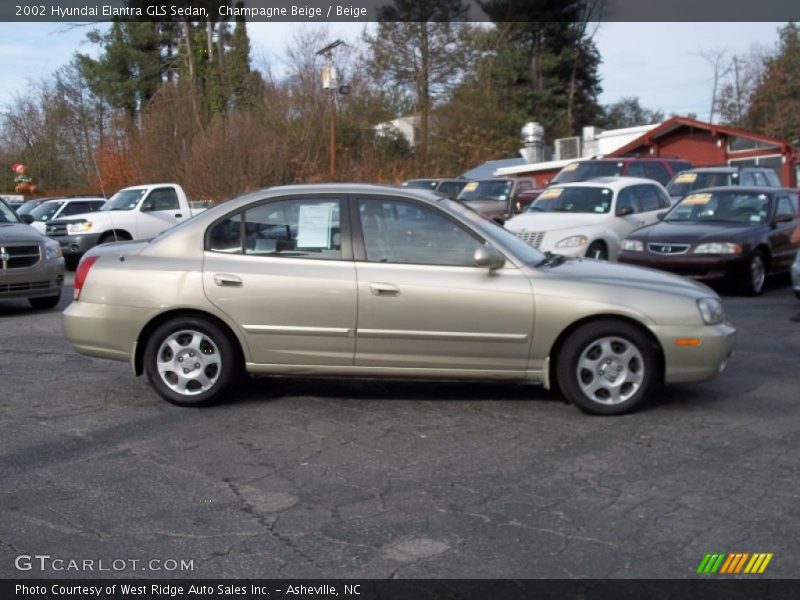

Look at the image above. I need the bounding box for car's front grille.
[0,280,51,293]
[46,222,68,236]
[516,231,545,248]
[0,245,41,269]
[648,243,690,255]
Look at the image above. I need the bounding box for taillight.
[73,256,99,301]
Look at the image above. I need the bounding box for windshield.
[103,189,147,211]
[457,180,512,203]
[551,161,622,184]
[29,201,64,222]
[529,186,613,214]
[441,198,545,265]
[0,201,21,223]
[666,171,733,198]
[665,191,771,224]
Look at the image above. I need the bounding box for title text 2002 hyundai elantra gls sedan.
[63,184,736,415]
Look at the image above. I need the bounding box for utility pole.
[317,40,345,181]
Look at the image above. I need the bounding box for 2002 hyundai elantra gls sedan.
[63,184,736,415]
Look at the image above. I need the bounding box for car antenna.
[89,150,124,262]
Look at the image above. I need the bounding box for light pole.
[317,40,346,181]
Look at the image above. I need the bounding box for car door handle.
[370,283,400,297]
[175,213,183,219]
[214,274,243,287]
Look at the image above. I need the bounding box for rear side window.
[207,198,342,260]
[764,170,782,186]
[644,163,670,185]
[626,163,646,178]
[752,172,767,186]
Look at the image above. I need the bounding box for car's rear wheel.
[740,250,766,296]
[556,320,658,415]
[28,293,61,310]
[144,317,239,407]
[586,241,608,260]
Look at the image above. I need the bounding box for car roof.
[553,176,659,190]
[228,183,446,209]
[583,157,685,163]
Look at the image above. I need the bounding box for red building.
[610,116,798,187]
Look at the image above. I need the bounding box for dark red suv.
[551,157,693,187]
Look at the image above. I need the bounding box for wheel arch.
[134,308,246,376]
[547,314,665,391]
[99,229,133,243]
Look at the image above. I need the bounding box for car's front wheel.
[556,320,659,415]
[144,317,240,407]
[740,250,766,296]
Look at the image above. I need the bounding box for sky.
[0,21,786,126]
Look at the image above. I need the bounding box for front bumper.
[651,322,737,384]
[50,233,103,256]
[0,259,65,300]
[619,251,749,282]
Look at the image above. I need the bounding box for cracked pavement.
[1,276,799,579]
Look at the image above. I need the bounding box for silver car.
[63,184,736,415]
[0,199,65,309]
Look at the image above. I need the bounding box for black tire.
[29,293,61,310]
[586,241,608,261]
[556,320,659,415]
[143,317,241,407]
[740,250,766,296]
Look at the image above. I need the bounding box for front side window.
[207,198,342,260]
[615,187,639,214]
[775,196,796,218]
[644,163,670,185]
[145,188,180,211]
[358,198,482,266]
[635,185,662,212]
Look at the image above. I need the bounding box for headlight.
[555,235,588,248]
[44,240,62,260]
[694,242,741,254]
[621,239,644,252]
[697,297,725,325]
[67,220,93,234]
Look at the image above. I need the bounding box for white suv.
[504,177,672,261]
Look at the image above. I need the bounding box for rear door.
[771,192,799,269]
[352,195,534,373]
[203,194,357,366]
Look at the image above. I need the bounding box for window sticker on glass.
[463,182,479,192]
[296,204,333,248]
[750,215,761,222]
[538,188,564,200]
[683,193,712,206]
[562,163,579,172]
[675,172,697,183]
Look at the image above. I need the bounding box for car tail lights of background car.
[73,256,98,301]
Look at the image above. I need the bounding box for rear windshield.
[551,161,622,184]
[528,186,613,214]
[666,171,733,198]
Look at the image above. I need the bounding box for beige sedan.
[63,184,736,415]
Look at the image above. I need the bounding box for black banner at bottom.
[3,579,800,600]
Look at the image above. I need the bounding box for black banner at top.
[2,0,800,22]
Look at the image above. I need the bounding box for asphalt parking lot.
[1,274,799,579]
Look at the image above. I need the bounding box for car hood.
[506,212,608,231]
[628,221,759,243]
[52,211,112,224]
[0,222,45,243]
[540,256,715,299]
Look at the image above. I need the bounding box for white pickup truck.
[46,183,205,266]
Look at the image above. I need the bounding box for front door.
[137,187,183,239]
[352,196,534,373]
[203,195,357,366]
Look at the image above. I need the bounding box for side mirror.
[657,211,667,220]
[20,214,34,224]
[773,213,794,224]
[474,245,506,270]
[616,206,634,217]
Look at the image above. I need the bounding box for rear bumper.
[651,322,737,383]
[0,259,64,300]
[62,300,152,362]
